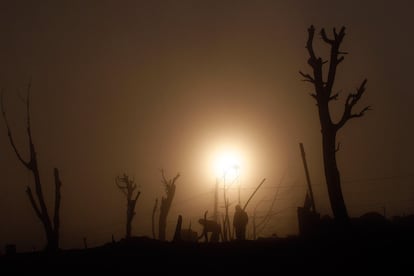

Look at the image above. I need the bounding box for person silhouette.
[233,204,248,240]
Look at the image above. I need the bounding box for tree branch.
[26,81,33,146]
[134,191,141,202]
[172,173,180,185]
[336,79,370,129]
[160,169,180,195]
[305,25,317,61]
[53,168,62,233]
[349,106,372,119]
[320,28,334,44]
[26,186,43,221]
[302,25,325,95]
[0,90,31,169]
[325,26,346,97]
[329,93,339,101]
[25,81,38,172]
[335,142,341,152]
[299,71,315,83]
[160,168,168,187]
[115,176,128,197]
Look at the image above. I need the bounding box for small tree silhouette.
[115,173,141,240]
[299,25,370,225]
[1,83,63,252]
[151,198,158,239]
[158,169,180,241]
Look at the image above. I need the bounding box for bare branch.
[329,93,339,101]
[338,26,346,40]
[115,176,128,197]
[303,25,326,93]
[322,26,346,45]
[160,168,168,186]
[346,79,368,109]
[0,90,31,169]
[305,25,317,60]
[325,27,347,96]
[299,71,315,83]
[320,28,334,44]
[26,81,35,151]
[160,169,179,196]
[26,186,43,221]
[349,106,372,119]
[333,27,346,42]
[172,173,180,185]
[115,177,123,188]
[335,142,341,152]
[53,168,62,234]
[336,79,370,129]
[134,191,141,201]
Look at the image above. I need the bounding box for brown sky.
[0,0,413,251]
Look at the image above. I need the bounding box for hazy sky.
[1,0,413,251]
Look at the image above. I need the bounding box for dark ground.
[2,214,414,274]
[1,232,413,274]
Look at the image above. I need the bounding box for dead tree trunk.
[173,214,183,242]
[1,83,63,252]
[299,25,370,226]
[158,169,180,241]
[115,173,141,240]
[151,198,158,239]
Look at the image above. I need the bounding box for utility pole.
[213,178,219,222]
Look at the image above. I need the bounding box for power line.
[343,174,414,183]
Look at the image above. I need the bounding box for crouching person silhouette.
[198,211,221,242]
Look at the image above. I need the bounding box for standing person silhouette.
[233,204,248,240]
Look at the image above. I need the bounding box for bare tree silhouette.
[115,173,141,240]
[158,169,180,241]
[299,25,371,225]
[0,83,63,252]
[151,198,158,239]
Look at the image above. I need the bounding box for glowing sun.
[213,149,242,181]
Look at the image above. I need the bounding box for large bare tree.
[1,83,62,252]
[115,173,141,240]
[299,25,370,225]
[158,169,180,241]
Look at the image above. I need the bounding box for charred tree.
[173,214,183,242]
[151,198,158,239]
[158,169,180,241]
[299,25,370,226]
[1,83,63,252]
[115,173,141,240]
